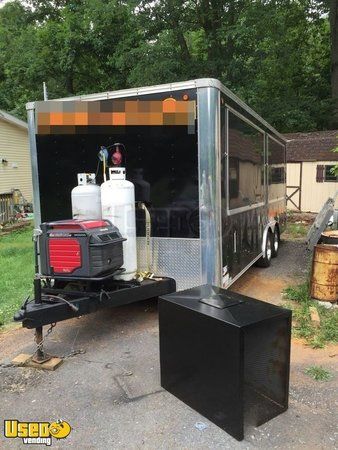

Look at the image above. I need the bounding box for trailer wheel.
[256,231,273,268]
[272,228,279,258]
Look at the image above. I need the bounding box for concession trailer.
[15,78,287,338]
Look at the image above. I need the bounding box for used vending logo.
[4,419,71,446]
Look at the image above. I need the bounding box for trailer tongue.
[14,276,176,330]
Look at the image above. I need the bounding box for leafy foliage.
[0,0,335,131]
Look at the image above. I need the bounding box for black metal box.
[159,285,291,441]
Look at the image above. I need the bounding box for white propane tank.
[101,167,137,281]
[71,173,102,220]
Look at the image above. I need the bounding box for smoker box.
[159,285,292,441]
[39,219,125,278]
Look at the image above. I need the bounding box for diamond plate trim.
[137,237,201,291]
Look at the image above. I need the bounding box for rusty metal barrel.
[320,230,338,245]
[311,243,338,302]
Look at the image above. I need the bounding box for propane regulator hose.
[41,294,79,313]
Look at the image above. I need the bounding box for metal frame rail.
[15,277,176,329]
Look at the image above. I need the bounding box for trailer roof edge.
[26,78,286,142]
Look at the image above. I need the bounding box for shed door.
[286,163,302,211]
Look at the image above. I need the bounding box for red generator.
[39,219,125,278]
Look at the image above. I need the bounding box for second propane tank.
[101,167,137,281]
[71,173,102,220]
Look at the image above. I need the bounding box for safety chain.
[34,323,56,355]
[62,349,86,359]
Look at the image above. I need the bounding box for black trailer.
[16,78,286,340]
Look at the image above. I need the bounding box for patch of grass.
[284,282,310,304]
[305,366,332,381]
[317,305,338,342]
[284,282,338,348]
[0,226,34,326]
[284,223,308,239]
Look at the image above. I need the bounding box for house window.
[325,165,338,182]
[316,164,338,182]
[270,166,285,184]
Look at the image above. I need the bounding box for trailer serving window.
[228,112,264,211]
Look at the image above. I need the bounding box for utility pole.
[43,82,48,101]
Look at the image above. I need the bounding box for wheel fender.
[262,221,276,254]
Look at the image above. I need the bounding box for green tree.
[0,0,139,117]
[329,0,338,126]
[0,0,334,133]
[229,0,332,131]
[316,0,338,125]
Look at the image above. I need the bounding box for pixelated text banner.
[36,99,196,134]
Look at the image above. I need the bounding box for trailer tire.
[272,228,279,258]
[257,231,273,268]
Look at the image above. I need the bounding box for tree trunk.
[174,29,191,62]
[330,0,338,125]
[66,72,74,95]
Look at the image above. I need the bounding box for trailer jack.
[32,325,53,364]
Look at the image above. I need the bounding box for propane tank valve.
[111,143,125,167]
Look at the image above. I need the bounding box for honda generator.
[39,219,125,278]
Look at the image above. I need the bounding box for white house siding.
[287,161,338,213]
[0,119,32,202]
[301,161,338,212]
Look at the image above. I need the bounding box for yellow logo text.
[4,419,71,446]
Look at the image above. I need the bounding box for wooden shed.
[285,130,338,213]
[0,110,32,202]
